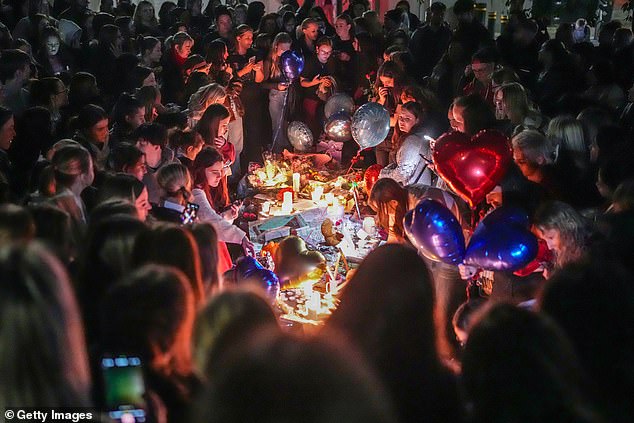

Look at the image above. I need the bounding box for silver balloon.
[287,121,313,152]
[324,111,352,142]
[324,93,355,119]
[351,102,390,149]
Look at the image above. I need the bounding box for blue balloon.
[235,256,264,278]
[464,207,538,271]
[281,50,304,81]
[242,268,280,300]
[404,199,466,265]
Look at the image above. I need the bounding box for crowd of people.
[1,0,634,421]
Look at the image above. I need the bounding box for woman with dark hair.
[67,72,101,113]
[171,129,204,172]
[29,77,68,130]
[101,264,201,422]
[262,32,293,151]
[109,93,146,148]
[205,39,233,87]
[372,60,406,165]
[191,146,254,256]
[133,223,205,306]
[194,104,235,211]
[126,65,157,92]
[133,0,160,37]
[451,94,497,136]
[98,173,152,221]
[135,85,164,123]
[379,101,436,186]
[461,304,598,423]
[326,244,462,423]
[139,36,162,69]
[77,215,146,344]
[162,31,195,105]
[71,104,110,169]
[108,143,147,181]
[35,26,77,79]
[309,6,335,36]
[257,13,280,36]
[193,287,279,378]
[188,222,222,292]
[0,243,92,408]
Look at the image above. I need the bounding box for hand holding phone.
[102,356,147,423]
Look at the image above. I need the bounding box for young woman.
[379,101,433,186]
[205,39,233,87]
[172,129,204,172]
[29,77,68,128]
[108,143,147,181]
[132,0,160,36]
[495,82,547,132]
[139,36,162,69]
[36,26,76,78]
[194,104,235,212]
[162,31,195,105]
[110,94,146,148]
[98,173,152,221]
[535,201,589,275]
[186,83,226,128]
[191,146,255,256]
[262,32,293,151]
[72,104,110,169]
[373,60,406,165]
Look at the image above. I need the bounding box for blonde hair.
[499,83,531,124]
[187,83,226,122]
[547,116,588,171]
[157,163,192,202]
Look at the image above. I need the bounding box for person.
[191,146,254,257]
[428,39,471,109]
[534,201,590,275]
[511,129,562,198]
[48,144,94,249]
[463,47,498,107]
[228,25,267,170]
[150,162,194,222]
[88,25,124,101]
[109,93,146,148]
[368,178,409,244]
[194,104,235,211]
[138,36,162,70]
[326,244,462,423]
[71,104,110,170]
[132,0,160,36]
[188,222,223,291]
[134,122,175,205]
[300,36,336,140]
[162,31,194,106]
[379,101,435,186]
[0,243,92,408]
[451,94,497,135]
[262,32,292,151]
[126,66,158,92]
[451,0,493,58]
[582,60,626,111]
[372,60,406,165]
[0,49,31,116]
[29,77,68,130]
[294,18,320,59]
[101,264,201,422]
[186,83,226,129]
[193,328,397,423]
[193,287,279,377]
[172,128,204,172]
[0,203,35,244]
[409,2,451,81]
[452,298,487,350]
[98,173,152,221]
[36,26,76,79]
[495,82,548,132]
[461,303,600,423]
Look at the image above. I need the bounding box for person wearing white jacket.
[380,101,433,186]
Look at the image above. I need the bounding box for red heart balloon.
[432,130,512,208]
[364,164,384,195]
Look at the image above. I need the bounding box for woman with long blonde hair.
[186,83,227,128]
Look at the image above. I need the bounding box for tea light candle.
[292,172,300,193]
[311,185,324,202]
[261,201,270,214]
[281,191,293,214]
[325,192,335,205]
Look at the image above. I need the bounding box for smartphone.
[102,356,147,423]
[181,202,199,225]
[248,56,256,64]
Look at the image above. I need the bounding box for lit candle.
[261,201,270,214]
[325,192,335,206]
[363,217,376,234]
[292,172,300,193]
[312,185,324,202]
[281,191,293,214]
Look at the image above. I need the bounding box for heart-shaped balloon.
[433,130,512,208]
[403,199,465,265]
[463,206,538,271]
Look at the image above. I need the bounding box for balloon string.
[346,149,362,174]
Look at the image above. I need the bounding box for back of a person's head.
[326,244,438,375]
[98,172,145,204]
[132,122,168,147]
[454,94,496,135]
[0,204,35,246]
[28,203,72,262]
[89,199,138,226]
[193,329,398,423]
[539,260,634,420]
[51,144,92,188]
[0,49,30,83]
[461,303,595,423]
[132,223,204,305]
[193,286,279,377]
[188,223,220,292]
[0,242,91,408]
[101,264,195,376]
[112,92,143,126]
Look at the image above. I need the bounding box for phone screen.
[102,356,147,423]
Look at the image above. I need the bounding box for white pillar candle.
[362,217,376,234]
[281,191,293,214]
[292,172,300,193]
[312,185,324,202]
[261,201,271,214]
[325,192,335,206]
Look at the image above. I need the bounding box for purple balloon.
[404,199,465,265]
[464,207,538,271]
[242,268,280,300]
[235,256,264,277]
[281,50,304,81]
